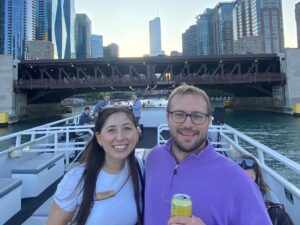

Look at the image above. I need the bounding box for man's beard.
[170,129,207,153]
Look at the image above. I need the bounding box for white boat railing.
[0,115,85,155]
[157,123,300,188]
[2,120,299,187]
[1,119,300,223]
[0,115,94,171]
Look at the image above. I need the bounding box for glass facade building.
[182,24,197,56]
[75,13,91,58]
[0,0,24,59]
[213,2,235,55]
[233,0,284,53]
[36,0,47,40]
[46,0,75,59]
[63,0,75,58]
[91,34,103,58]
[196,9,214,55]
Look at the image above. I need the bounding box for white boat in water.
[0,107,299,225]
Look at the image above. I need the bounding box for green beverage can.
[171,193,192,217]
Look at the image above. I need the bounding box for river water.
[1,105,299,186]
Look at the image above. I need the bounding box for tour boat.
[0,107,299,225]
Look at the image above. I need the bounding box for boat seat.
[11,153,64,174]
[12,152,64,198]
[0,178,22,225]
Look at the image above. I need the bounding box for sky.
[76,0,299,57]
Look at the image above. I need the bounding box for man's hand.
[168,215,206,225]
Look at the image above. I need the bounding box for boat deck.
[1,113,300,224]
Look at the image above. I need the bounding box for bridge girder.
[15,54,285,103]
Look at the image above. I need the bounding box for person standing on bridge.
[47,106,144,225]
[144,83,272,225]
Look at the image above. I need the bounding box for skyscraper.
[233,0,284,54]
[0,0,24,59]
[75,14,91,58]
[36,0,48,40]
[213,2,235,55]
[182,25,198,56]
[91,34,103,58]
[24,0,36,42]
[196,9,214,55]
[182,3,234,56]
[64,0,76,59]
[45,0,76,59]
[149,17,164,56]
[296,2,300,48]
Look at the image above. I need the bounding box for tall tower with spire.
[149,16,164,56]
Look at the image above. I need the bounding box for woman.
[236,155,295,225]
[47,106,143,225]
[235,155,270,200]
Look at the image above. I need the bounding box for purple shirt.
[144,139,272,225]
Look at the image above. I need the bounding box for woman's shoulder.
[61,164,85,185]
[66,164,85,175]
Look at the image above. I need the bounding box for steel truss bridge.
[15,54,285,103]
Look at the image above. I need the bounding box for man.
[78,106,92,125]
[131,93,142,136]
[131,93,142,125]
[93,95,111,117]
[144,84,272,225]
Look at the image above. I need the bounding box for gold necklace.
[94,174,130,201]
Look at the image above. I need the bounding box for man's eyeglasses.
[235,157,255,169]
[168,110,209,125]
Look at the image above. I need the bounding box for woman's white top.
[54,161,138,225]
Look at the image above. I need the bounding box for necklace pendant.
[95,190,115,200]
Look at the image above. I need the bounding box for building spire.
[156,0,159,17]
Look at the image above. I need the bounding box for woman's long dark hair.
[72,107,142,225]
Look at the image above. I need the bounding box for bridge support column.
[272,85,285,107]
[0,55,17,117]
[0,55,29,122]
[280,48,300,107]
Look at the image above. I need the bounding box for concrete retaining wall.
[0,55,14,115]
[281,49,300,106]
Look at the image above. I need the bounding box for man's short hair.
[167,83,211,115]
[84,106,90,111]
